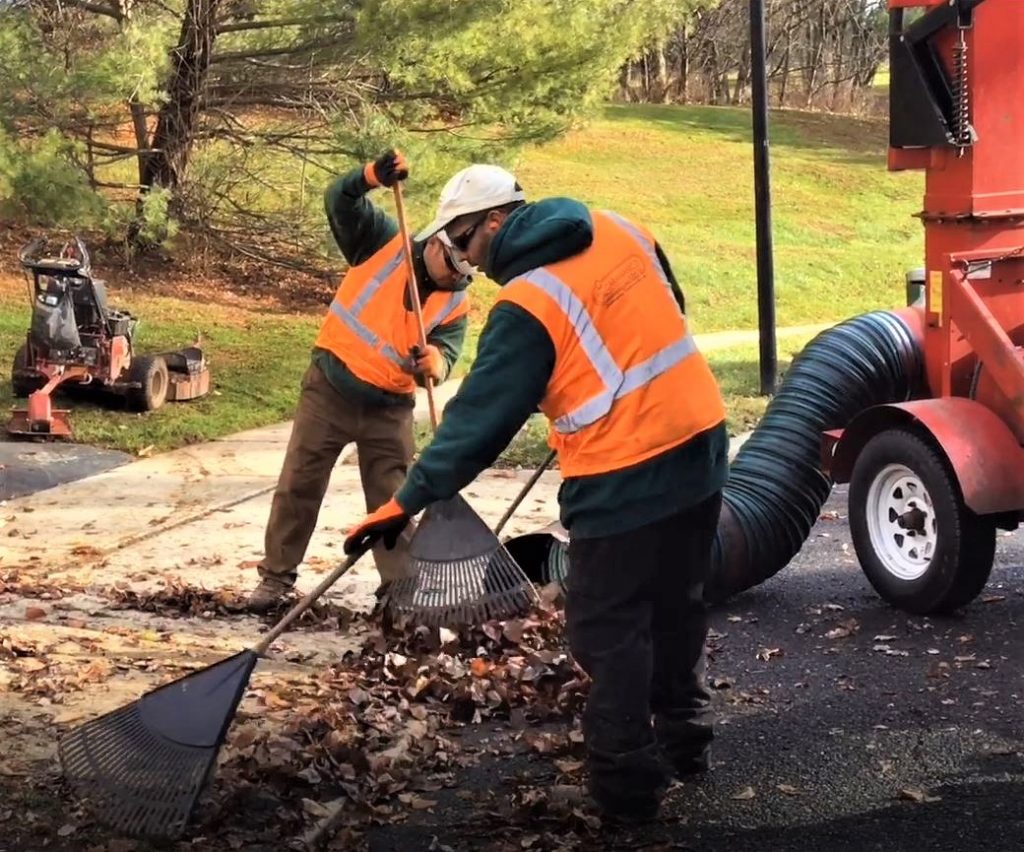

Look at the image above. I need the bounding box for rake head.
[58,650,257,840]
[384,495,538,627]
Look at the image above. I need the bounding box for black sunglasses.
[447,214,487,252]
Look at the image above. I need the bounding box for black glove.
[364,149,409,188]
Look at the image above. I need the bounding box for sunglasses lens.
[446,215,485,252]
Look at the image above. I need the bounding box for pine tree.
[0,0,690,261]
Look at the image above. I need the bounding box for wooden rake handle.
[393,181,439,433]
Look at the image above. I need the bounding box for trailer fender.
[824,397,1024,516]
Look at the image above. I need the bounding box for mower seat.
[80,277,110,319]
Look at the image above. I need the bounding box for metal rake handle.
[494,449,557,536]
[252,549,365,655]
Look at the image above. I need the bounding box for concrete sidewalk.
[1,380,463,581]
[2,321,791,567]
[1,319,788,611]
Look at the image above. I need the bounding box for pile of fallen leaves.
[105,579,360,629]
[190,603,590,847]
[0,568,85,602]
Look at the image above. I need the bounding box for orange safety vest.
[495,210,726,478]
[315,234,469,394]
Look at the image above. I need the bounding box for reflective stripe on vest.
[514,265,698,434]
[325,249,466,369]
[327,248,405,366]
[427,290,467,333]
[349,250,405,315]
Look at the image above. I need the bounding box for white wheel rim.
[864,463,938,582]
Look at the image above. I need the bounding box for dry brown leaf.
[898,787,941,804]
[301,798,331,818]
[50,707,87,725]
[756,647,782,662]
[80,659,113,683]
[732,786,756,800]
[24,607,47,621]
[262,691,293,710]
[825,619,859,640]
[776,784,802,796]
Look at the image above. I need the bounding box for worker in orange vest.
[344,165,729,822]
[248,150,471,612]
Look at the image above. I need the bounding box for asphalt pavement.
[368,486,1024,852]
[0,439,131,500]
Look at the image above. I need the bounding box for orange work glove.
[364,149,409,188]
[344,497,410,554]
[410,343,444,382]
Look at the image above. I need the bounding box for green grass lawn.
[508,104,922,333]
[1,103,924,461]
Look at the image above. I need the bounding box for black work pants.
[566,491,722,815]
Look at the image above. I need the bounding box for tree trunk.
[778,45,791,107]
[138,0,221,207]
[653,42,669,103]
[678,24,689,103]
[732,47,749,105]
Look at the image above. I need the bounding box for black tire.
[848,428,996,615]
[11,344,44,398]
[125,354,169,412]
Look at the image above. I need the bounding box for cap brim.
[414,216,451,243]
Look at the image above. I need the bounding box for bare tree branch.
[215,14,350,35]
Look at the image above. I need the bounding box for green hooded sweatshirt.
[395,198,729,539]
[311,166,468,407]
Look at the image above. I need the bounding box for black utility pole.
[749,0,777,395]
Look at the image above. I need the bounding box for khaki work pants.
[258,361,417,588]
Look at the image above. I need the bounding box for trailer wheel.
[126,355,169,412]
[11,344,44,398]
[849,428,996,615]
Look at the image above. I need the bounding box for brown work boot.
[247,578,293,613]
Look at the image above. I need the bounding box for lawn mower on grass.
[8,236,211,438]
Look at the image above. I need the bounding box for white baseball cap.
[415,164,526,242]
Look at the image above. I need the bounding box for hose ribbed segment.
[705,309,924,602]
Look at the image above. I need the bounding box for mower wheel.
[11,344,44,398]
[849,428,996,615]
[126,355,169,412]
